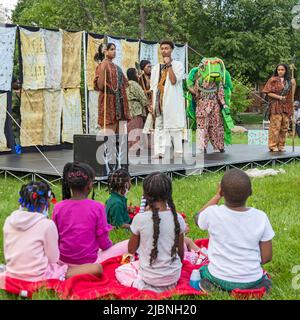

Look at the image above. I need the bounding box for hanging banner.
[121,40,139,73]
[139,42,158,66]
[20,28,47,90]
[172,45,186,71]
[62,31,82,88]
[43,29,63,89]
[20,89,44,146]
[0,26,17,91]
[0,93,9,151]
[107,36,122,67]
[43,90,63,145]
[62,88,83,143]
[87,35,104,91]
[88,90,99,134]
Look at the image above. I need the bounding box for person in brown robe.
[263,64,296,152]
[94,43,131,134]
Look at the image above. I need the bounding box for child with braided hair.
[53,162,128,266]
[105,168,132,229]
[2,181,102,282]
[116,172,186,293]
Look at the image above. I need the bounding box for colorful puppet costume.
[186,57,234,152]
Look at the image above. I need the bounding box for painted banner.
[62,88,83,143]
[20,89,44,146]
[20,28,46,90]
[43,90,63,145]
[139,42,158,66]
[121,40,139,73]
[0,26,17,91]
[62,31,82,88]
[248,130,269,145]
[88,90,99,134]
[43,29,63,89]
[107,36,122,67]
[0,93,9,151]
[87,35,104,90]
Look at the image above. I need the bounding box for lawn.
[0,162,300,300]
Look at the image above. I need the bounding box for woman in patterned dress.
[263,64,296,152]
[94,43,131,133]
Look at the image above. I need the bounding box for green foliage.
[230,75,254,122]
[11,0,300,86]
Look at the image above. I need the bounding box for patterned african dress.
[94,59,131,128]
[194,80,225,150]
[263,76,293,151]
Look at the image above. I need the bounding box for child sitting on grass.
[53,162,128,266]
[2,181,101,282]
[116,172,186,293]
[194,169,275,293]
[106,168,132,229]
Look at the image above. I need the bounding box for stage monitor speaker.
[73,134,128,177]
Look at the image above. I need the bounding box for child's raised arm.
[194,184,222,225]
[259,240,273,265]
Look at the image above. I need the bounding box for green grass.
[238,113,263,125]
[1,163,300,300]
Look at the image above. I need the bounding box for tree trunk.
[77,0,95,26]
[101,0,111,33]
[139,0,146,39]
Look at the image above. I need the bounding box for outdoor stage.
[1,144,300,185]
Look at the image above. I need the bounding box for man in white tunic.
[150,40,186,158]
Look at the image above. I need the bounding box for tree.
[11,0,300,85]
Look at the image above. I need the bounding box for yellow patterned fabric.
[43,90,63,145]
[121,40,139,73]
[20,28,46,90]
[20,89,44,146]
[158,45,164,64]
[87,35,104,90]
[0,93,9,151]
[62,88,83,143]
[62,31,82,88]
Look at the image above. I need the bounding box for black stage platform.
[1,144,300,183]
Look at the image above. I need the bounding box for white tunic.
[150,60,186,129]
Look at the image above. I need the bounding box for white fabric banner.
[172,45,186,71]
[0,93,9,151]
[43,90,63,145]
[139,42,158,66]
[20,28,47,90]
[42,29,63,89]
[0,26,17,91]
[88,90,100,134]
[107,36,122,67]
[62,88,83,143]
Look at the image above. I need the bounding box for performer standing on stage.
[94,43,131,133]
[187,58,230,154]
[263,64,296,152]
[139,60,152,102]
[126,68,149,151]
[150,40,186,159]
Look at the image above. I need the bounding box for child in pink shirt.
[53,162,128,266]
[1,181,102,284]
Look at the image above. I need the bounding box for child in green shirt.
[106,169,132,229]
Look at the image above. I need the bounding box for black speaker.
[73,134,129,177]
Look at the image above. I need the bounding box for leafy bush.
[230,74,254,123]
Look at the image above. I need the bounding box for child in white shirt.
[116,172,186,293]
[194,169,275,293]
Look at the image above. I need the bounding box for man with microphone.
[150,40,186,159]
